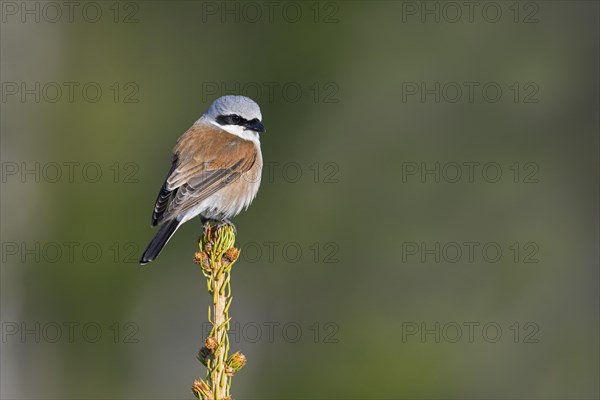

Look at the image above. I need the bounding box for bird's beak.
[245,120,266,133]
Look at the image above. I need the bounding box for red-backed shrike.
[140,95,266,264]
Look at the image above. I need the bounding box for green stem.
[192,223,245,400]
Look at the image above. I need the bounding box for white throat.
[208,120,261,145]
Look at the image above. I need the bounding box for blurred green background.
[1,1,598,399]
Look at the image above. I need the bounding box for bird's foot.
[202,222,211,237]
[201,218,237,235]
[217,219,237,235]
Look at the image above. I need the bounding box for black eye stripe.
[216,114,248,126]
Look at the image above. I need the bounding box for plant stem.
[192,223,245,400]
[211,258,228,397]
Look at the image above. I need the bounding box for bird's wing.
[151,159,177,226]
[151,123,257,225]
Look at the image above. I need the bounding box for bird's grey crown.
[204,95,262,122]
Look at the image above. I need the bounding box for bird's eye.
[216,114,246,126]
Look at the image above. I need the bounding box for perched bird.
[140,95,266,264]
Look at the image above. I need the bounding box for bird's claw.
[201,218,237,236]
[217,219,237,235]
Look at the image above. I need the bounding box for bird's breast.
[211,148,262,219]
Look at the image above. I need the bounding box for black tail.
[140,217,181,265]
